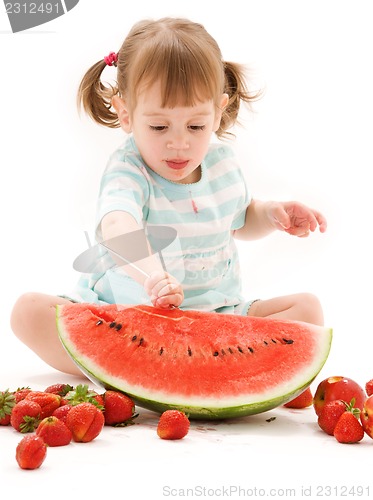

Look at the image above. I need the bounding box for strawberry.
[10,399,42,433]
[64,384,104,409]
[16,435,47,470]
[0,389,16,425]
[13,387,32,403]
[25,391,61,418]
[365,379,373,397]
[0,414,11,426]
[318,399,347,435]
[44,383,74,397]
[284,387,313,409]
[334,410,364,444]
[52,404,73,424]
[65,402,105,442]
[157,410,190,440]
[36,416,72,446]
[102,391,136,426]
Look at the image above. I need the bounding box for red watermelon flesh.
[56,303,332,419]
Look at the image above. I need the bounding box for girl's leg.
[248,292,324,326]
[10,292,82,375]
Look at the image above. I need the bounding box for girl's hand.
[144,271,184,309]
[269,201,327,237]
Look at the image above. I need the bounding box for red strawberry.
[318,399,347,435]
[334,411,364,444]
[365,379,373,397]
[52,404,73,424]
[0,414,11,426]
[36,416,72,446]
[16,435,47,470]
[10,399,42,433]
[284,387,313,409]
[0,389,16,425]
[65,402,105,442]
[64,384,104,409]
[103,391,136,426]
[25,391,61,419]
[13,387,32,403]
[157,410,190,440]
[44,383,74,397]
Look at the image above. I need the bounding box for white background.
[1,1,373,497]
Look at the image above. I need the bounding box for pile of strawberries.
[2,374,371,470]
[0,383,190,470]
[284,375,373,444]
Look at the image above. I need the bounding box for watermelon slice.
[56,303,332,419]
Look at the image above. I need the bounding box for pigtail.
[219,61,262,138]
[77,59,120,128]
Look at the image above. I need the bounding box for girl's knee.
[10,292,53,342]
[248,292,324,326]
[10,293,79,374]
[296,293,324,326]
[10,292,39,339]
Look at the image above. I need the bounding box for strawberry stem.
[0,389,16,419]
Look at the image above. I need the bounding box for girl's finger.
[157,282,180,298]
[154,293,183,308]
[144,271,170,294]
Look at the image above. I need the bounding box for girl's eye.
[149,125,167,131]
[149,125,205,132]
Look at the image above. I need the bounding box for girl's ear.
[213,93,229,132]
[112,95,132,133]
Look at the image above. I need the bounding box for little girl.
[11,17,327,375]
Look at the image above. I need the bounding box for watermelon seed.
[282,338,294,344]
[248,347,254,353]
[237,346,243,353]
[188,347,192,356]
[96,320,103,326]
[115,323,122,331]
[213,351,219,356]
[221,349,226,355]
[109,322,116,328]
[131,335,137,341]
[263,341,268,345]
[228,347,233,354]
[159,347,164,355]
[139,338,144,346]
[271,339,277,344]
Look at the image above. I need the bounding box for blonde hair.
[77,17,261,138]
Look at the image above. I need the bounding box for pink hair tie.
[104,52,118,67]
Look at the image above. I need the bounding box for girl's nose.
[166,134,190,150]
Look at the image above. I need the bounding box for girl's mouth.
[166,160,189,170]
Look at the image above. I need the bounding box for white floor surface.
[1,325,373,500]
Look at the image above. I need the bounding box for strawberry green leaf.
[0,390,16,419]
[65,384,103,409]
[19,415,40,433]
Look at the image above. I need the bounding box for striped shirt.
[72,136,251,312]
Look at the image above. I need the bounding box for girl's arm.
[101,210,184,308]
[233,199,327,241]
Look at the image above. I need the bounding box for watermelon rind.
[58,355,319,419]
[56,305,332,420]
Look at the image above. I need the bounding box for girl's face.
[113,82,228,184]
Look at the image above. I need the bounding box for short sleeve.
[95,146,150,239]
[214,146,251,231]
[231,168,251,230]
